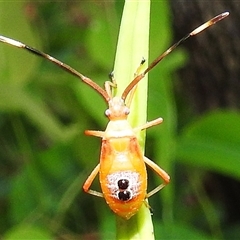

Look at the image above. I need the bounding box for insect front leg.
[104,72,117,98]
[82,163,103,198]
[125,58,147,108]
[144,157,170,198]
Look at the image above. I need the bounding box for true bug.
[0,12,229,219]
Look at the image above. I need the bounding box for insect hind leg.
[144,157,170,198]
[83,163,104,198]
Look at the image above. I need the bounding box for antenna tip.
[222,11,230,17]
[213,11,229,24]
[190,11,229,36]
[220,11,230,20]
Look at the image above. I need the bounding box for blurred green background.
[0,1,239,239]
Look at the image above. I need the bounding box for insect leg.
[85,130,105,138]
[132,58,146,80]
[143,200,154,214]
[103,71,118,98]
[133,117,163,132]
[144,157,170,198]
[82,163,103,198]
[125,58,147,107]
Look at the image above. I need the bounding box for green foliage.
[0,1,239,239]
[177,110,240,179]
[4,224,52,240]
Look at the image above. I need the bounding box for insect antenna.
[0,36,110,102]
[121,11,229,100]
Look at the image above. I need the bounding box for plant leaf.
[176,110,240,179]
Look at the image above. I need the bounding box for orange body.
[100,136,147,219]
[83,98,169,219]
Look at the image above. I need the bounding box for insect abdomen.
[100,137,147,219]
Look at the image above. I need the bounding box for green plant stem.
[113,1,154,239]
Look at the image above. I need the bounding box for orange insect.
[0,12,229,219]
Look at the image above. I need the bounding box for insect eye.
[124,107,130,115]
[118,190,131,201]
[118,179,129,189]
[105,109,111,117]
